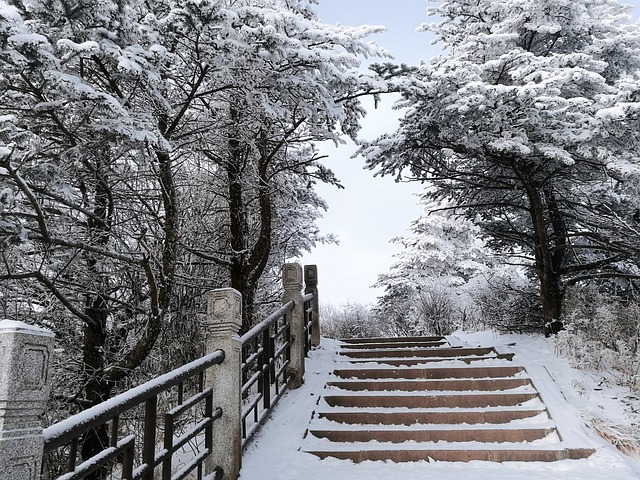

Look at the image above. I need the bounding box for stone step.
[340,346,495,359]
[339,340,448,349]
[303,337,595,464]
[309,427,556,443]
[334,365,525,380]
[318,409,547,425]
[305,448,596,463]
[323,392,539,409]
[346,355,512,366]
[327,377,531,392]
[341,336,446,344]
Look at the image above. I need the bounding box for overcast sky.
[300,0,640,307]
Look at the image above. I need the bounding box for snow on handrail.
[240,300,294,346]
[43,349,225,450]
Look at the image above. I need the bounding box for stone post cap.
[283,263,303,291]
[0,319,54,428]
[206,288,242,336]
[304,265,318,287]
[0,320,54,337]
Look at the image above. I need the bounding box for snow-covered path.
[239,332,640,480]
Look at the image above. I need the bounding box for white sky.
[300,0,640,307]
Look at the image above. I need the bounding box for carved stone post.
[204,289,242,480]
[283,263,305,389]
[304,265,320,348]
[0,320,54,480]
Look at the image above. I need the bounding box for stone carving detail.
[283,263,302,290]
[22,344,49,391]
[206,289,242,337]
[304,265,318,287]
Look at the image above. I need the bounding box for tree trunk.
[226,121,274,332]
[80,155,113,478]
[81,311,112,480]
[521,172,564,330]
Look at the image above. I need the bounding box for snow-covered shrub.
[465,267,540,333]
[557,285,640,391]
[321,302,382,339]
[592,419,640,457]
[413,288,456,336]
[374,286,460,337]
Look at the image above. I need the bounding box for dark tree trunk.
[227,126,273,332]
[521,171,565,330]
[81,155,114,478]
[81,313,112,480]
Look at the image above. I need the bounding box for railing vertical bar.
[122,438,134,480]
[110,415,119,448]
[270,333,277,397]
[285,315,291,366]
[68,437,77,472]
[178,381,184,405]
[307,303,313,354]
[162,412,174,480]
[262,327,271,410]
[205,391,213,454]
[142,396,158,480]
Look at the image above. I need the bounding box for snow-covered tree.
[363,0,640,329]
[0,0,385,466]
[375,198,490,335]
[151,0,386,328]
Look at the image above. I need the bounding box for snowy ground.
[239,331,640,480]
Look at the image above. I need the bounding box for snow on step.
[309,427,558,443]
[301,335,596,463]
[322,392,541,408]
[317,409,552,426]
[334,365,526,378]
[327,377,533,391]
[341,346,497,358]
[305,448,596,463]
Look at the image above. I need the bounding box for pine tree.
[363,0,640,329]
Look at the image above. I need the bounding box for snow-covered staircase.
[303,336,596,462]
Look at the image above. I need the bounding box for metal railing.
[303,292,314,355]
[23,263,319,480]
[42,351,225,480]
[239,300,295,446]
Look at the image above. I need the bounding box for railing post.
[304,265,320,348]
[0,320,54,480]
[283,263,305,389]
[204,289,243,480]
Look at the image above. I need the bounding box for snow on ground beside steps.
[239,332,640,480]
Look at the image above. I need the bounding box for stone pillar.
[204,289,242,480]
[304,265,320,348]
[283,263,304,389]
[0,320,54,480]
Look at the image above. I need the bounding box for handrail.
[30,263,319,480]
[303,293,314,355]
[240,300,294,345]
[240,299,295,446]
[43,350,225,449]
[43,350,225,480]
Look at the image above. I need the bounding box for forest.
[2,0,640,461]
